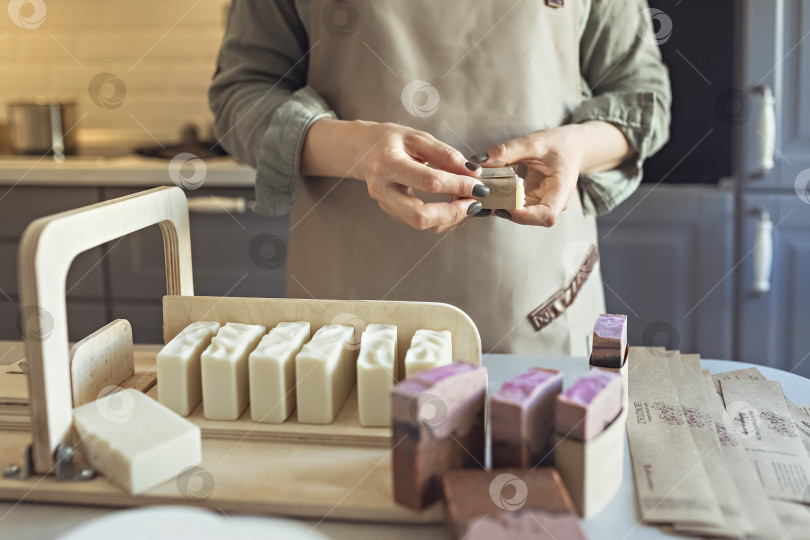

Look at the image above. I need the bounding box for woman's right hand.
[302,119,489,234]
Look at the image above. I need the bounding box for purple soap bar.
[497,368,558,401]
[555,370,623,441]
[491,368,562,468]
[391,361,487,510]
[590,314,628,368]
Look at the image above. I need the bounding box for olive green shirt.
[210,0,672,217]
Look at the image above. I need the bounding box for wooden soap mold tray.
[0,187,480,523]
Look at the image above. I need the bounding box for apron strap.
[527,245,599,331]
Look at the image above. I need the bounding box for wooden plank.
[17,186,193,473]
[163,386,391,448]
[70,320,135,407]
[0,430,442,523]
[163,296,482,379]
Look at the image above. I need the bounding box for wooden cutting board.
[0,430,442,523]
[0,351,436,522]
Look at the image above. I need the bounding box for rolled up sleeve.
[571,0,672,216]
[209,0,335,216]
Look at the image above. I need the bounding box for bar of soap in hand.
[404,329,452,378]
[73,389,201,495]
[590,314,628,368]
[201,322,266,421]
[442,468,586,540]
[295,324,356,424]
[157,320,220,416]
[491,367,563,468]
[392,362,487,510]
[357,324,398,427]
[249,321,311,423]
[555,369,623,441]
[474,167,525,210]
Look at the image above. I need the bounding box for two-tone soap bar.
[391,362,487,510]
[590,314,628,368]
[490,368,563,468]
[473,167,526,210]
[442,468,586,540]
[555,370,623,441]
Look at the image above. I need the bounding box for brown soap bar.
[590,313,628,368]
[474,167,525,210]
[443,468,586,540]
[391,362,487,510]
[490,368,562,468]
[555,370,623,442]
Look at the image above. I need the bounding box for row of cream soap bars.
[156,321,453,426]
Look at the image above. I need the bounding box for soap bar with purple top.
[590,314,628,368]
[391,362,487,510]
[555,370,623,442]
[490,368,562,468]
[442,468,586,540]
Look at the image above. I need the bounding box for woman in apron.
[209,0,671,355]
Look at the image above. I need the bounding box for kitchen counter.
[1,342,808,540]
[0,155,255,187]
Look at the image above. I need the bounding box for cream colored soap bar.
[249,321,311,423]
[73,388,201,495]
[404,329,452,378]
[201,322,266,420]
[157,321,220,417]
[295,324,356,424]
[357,324,398,427]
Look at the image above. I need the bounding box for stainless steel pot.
[6,99,78,160]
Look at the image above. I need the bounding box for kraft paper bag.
[712,366,766,393]
[666,355,751,538]
[626,348,724,527]
[787,401,810,455]
[719,379,810,505]
[697,371,786,539]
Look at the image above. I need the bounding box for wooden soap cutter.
[1,186,482,522]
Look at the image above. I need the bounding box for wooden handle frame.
[18,186,193,473]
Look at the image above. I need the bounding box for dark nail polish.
[472,184,490,198]
[466,201,483,215]
[494,209,512,220]
[474,209,492,217]
[465,161,482,172]
[471,153,488,163]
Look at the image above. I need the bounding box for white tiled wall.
[0,0,229,144]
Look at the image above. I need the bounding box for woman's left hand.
[475,121,632,227]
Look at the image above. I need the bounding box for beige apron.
[288,0,605,355]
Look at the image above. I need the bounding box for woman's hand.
[302,119,488,234]
[475,121,633,227]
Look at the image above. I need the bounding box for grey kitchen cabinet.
[0,301,108,345]
[0,186,107,342]
[738,194,810,378]
[596,186,735,360]
[740,0,810,191]
[734,0,810,376]
[103,187,289,343]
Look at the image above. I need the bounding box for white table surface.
[0,351,808,540]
